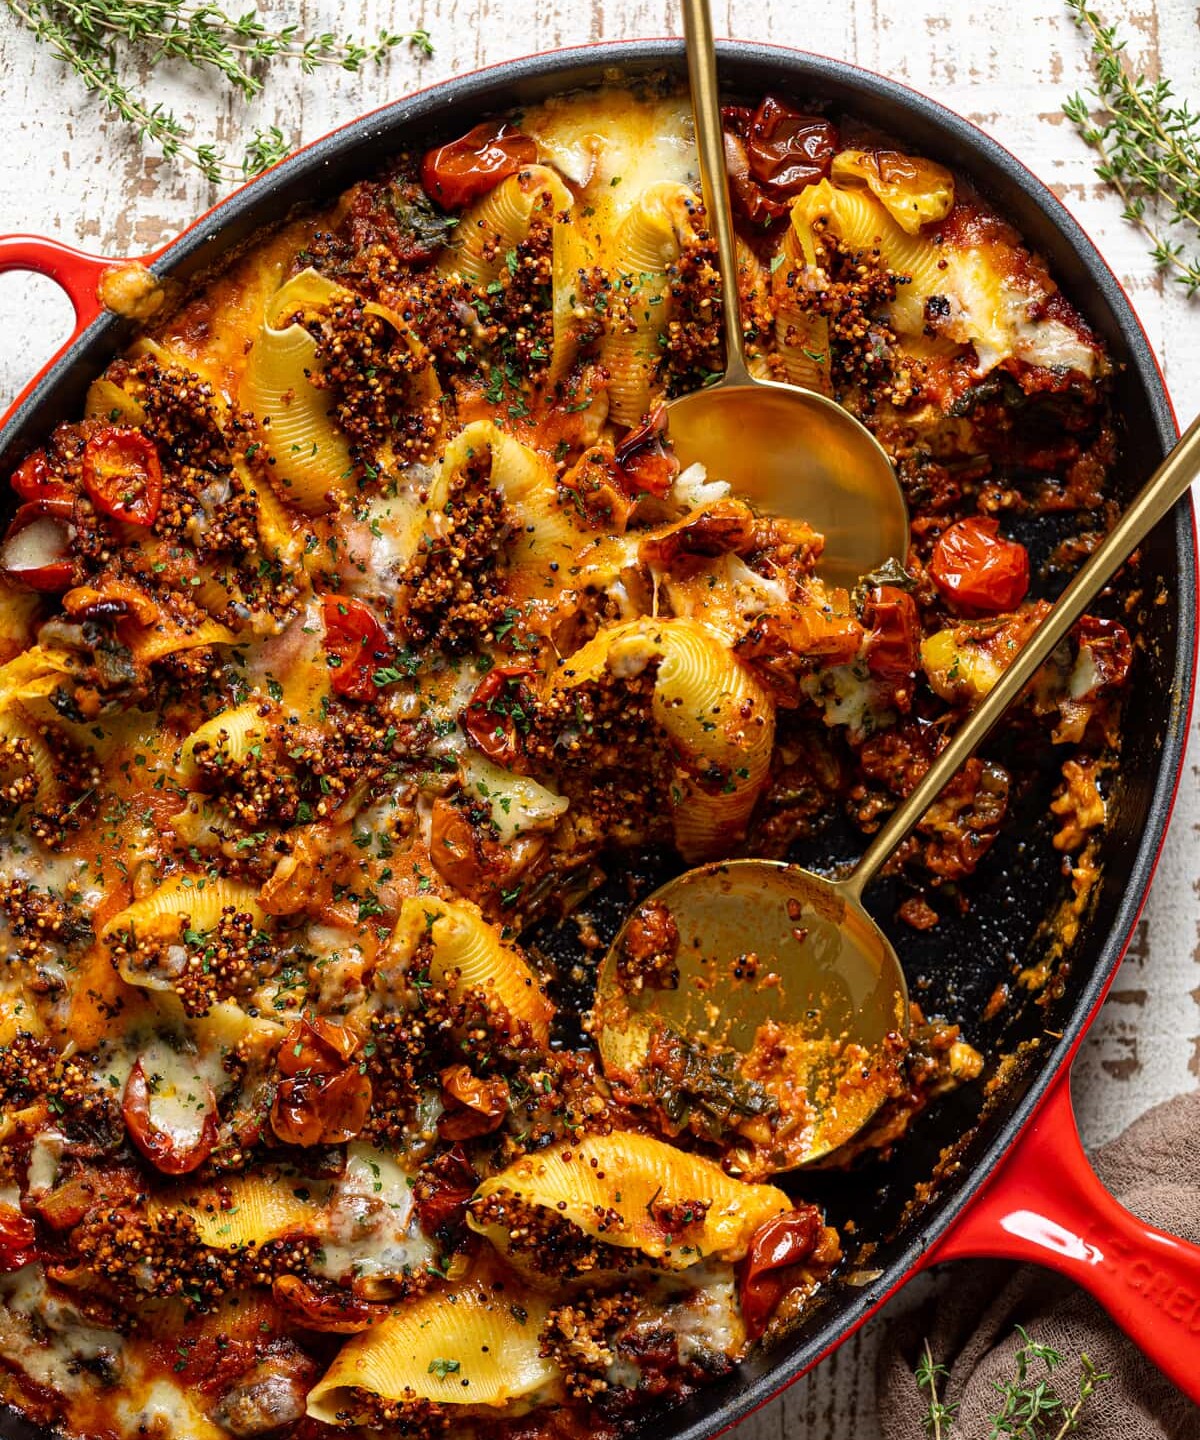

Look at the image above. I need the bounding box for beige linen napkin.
[877,1090,1200,1438]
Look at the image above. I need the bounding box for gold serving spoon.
[595,401,1200,1172]
[665,0,909,589]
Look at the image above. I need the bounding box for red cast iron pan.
[0,39,1196,1439]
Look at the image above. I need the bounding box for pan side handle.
[0,236,116,329]
[927,1073,1200,1403]
[0,236,164,424]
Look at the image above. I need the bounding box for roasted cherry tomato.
[720,120,789,225]
[277,1015,359,1076]
[421,121,538,210]
[738,1206,822,1340]
[122,1058,218,1176]
[322,595,393,701]
[863,585,920,682]
[0,1204,37,1273]
[558,447,634,531]
[613,405,679,498]
[271,1015,372,1149]
[10,450,72,505]
[412,1144,478,1238]
[733,97,837,197]
[1073,614,1133,694]
[928,516,1030,616]
[33,1175,96,1232]
[1,499,75,591]
[462,663,538,767]
[81,427,163,526]
[271,1066,372,1148]
[437,1064,510,1141]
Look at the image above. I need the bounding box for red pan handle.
[0,235,159,423]
[927,1072,1200,1401]
[0,235,115,330]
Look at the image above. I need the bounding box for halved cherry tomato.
[0,1204,37,1273]
[736,97,837,197]
[863,585,920,682]
[1073,614,1133,694]
[122,1058,218,1176]
[1,499,76,591]
[613,405,679,498]
[82,427,162,526]
[321,595,393,701]
[738,1205,822,1340]
[462,663,538,767]
[421,121,538,210]
[10,450,72,505]
[928,516,1030,616]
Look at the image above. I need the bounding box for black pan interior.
[0,42,1192,1440]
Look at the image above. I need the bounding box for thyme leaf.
[1064,0,1200,294]
[4,0,431,183]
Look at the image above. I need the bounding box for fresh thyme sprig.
[916,1325,1112,1438]
[1063,0,1200,294]
[3,0,432,183]
[916,1338,959,1439]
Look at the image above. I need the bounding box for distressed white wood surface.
[0,0,1197,1433]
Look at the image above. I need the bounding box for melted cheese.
[525,90,695,255]
[112,1377,225,1440]
[312,1143,433,1283]
[0,1269,125,1398]
[801,661,892,739]
[461,754,569,842]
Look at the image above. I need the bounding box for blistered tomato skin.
[738,1207,823,1340]
[420,122,539,210]
[613,405,679,498]
[864,585,921,682]
[0,1206,37,1273]
[1073,614,1133,693]
[122,1059,218,1177]
[743,97,837,195]
[321,595,393,701]
[928,516,1031,616]
[11,450,72,505]
[82,427,163,526]
[462,663,538,767]
[270,1018,371,1149]
[721,99,837,223]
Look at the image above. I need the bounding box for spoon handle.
[844,408,1200,900]
[680,0,753,385]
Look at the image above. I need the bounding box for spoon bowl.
[672,0,910,587]
[594,860,909,1173]
[666,380,909,588]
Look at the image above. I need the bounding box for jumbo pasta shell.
[387,896,554,1047]
[100,874,265,946]
[470,1132,790,1268]
[306,1271,557,1421]
[159,1171,319,1249]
